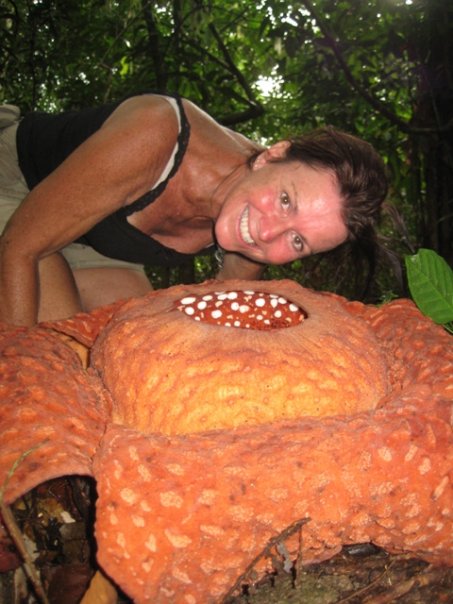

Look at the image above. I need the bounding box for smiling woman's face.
[214,154,349,266]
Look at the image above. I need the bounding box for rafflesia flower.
[0,279,452,603]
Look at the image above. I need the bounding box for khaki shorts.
[0,105,145,273]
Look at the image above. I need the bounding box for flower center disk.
[176,290,306,330]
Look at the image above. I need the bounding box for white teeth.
[240,207,255,245]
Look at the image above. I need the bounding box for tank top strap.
[119,93,190,217]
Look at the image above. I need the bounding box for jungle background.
[1,0,452,301]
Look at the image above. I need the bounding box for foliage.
[405,248,453,333]
[0,0,271,119]
[1,0,452,299]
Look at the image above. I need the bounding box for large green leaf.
[405,249,453,324]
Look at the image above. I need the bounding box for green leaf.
[405,249,453,324]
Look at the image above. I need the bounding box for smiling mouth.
[240,207,256,245]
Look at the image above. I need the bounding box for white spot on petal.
[433,476,449,500]
[418,457,431,475]
[117,532,126,548]
[172,567,192,584]
[138,464,152,482]
[120,488,138,505]
[160,491,183,508]
[198,489,217,505]
[200,524,226,537]
[145,534,157,552]
[132,515,146,527]
[128,446,139,461]
[377,447,393,462]
[166,463,185,476]
[142,561,153,573]
[164,529,192,548]
[404,444,418,462]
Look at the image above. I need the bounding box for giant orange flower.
[0,280,452,603]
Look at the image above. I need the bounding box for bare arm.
[0,236,37,326]
[0,96,179,326]
[216,251,265,281]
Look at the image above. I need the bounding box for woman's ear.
[252,140,291,170]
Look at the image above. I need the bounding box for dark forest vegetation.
[1,0,452,300]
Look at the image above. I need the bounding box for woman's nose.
[258,216,285,242]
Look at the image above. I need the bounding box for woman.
[0,92,388,326]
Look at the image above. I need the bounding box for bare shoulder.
[179,97,261,160]
[105,94,261,161]
[102,94,180,141]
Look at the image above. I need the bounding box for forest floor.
[226,547,453,604]
[1,477,452,603]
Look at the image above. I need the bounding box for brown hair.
[283,126,388,243]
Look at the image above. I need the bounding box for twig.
[0,446,50,604]
[335,559,397,603]
[293,519,305,587]
[362,566,449,604]
[221,517,310,602]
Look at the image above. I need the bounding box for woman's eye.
[280,192,291,210]
[292,234,304,252]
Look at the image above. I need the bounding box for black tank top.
[16,93,215,267]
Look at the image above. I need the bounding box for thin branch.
[207,22,260,106]
[142,1,167,89]
[335,559,397,603]
[218,104,265,126]
[221,517,310,602]
[178,35,264,124]
[0,447,50,604]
